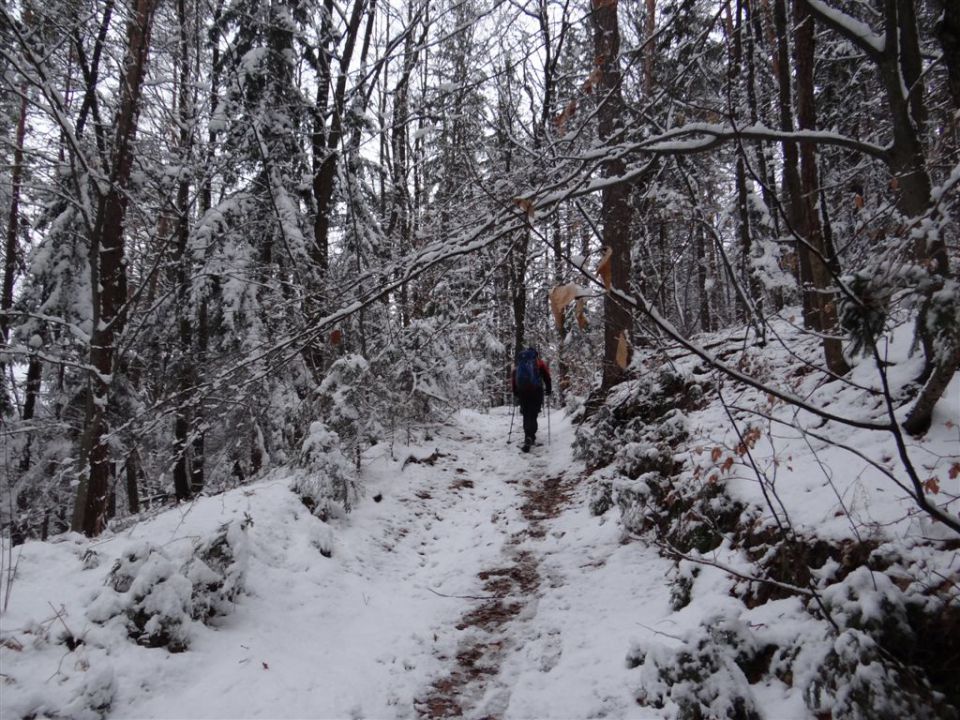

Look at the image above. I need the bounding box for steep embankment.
[576,317,960,720]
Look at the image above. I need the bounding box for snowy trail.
[3,408,675,720]
[402,410,675,720]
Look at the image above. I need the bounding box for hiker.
[511,346,552,452]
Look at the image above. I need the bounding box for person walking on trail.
[511,346,553,453]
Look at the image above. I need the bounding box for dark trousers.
[518,392,543,441]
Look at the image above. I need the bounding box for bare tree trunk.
[511,229,530,361]
[2,88,27,345]
[767,0,846,375]
[643,0,656,96]
[199,0,223,215]
[173,0,195,501]
[72,0,116,160]
[731,0,771,325]
[125,452,141,514]
[189,0,223,492]
[2,85,29,415]
[20,356,41,421]
[936,0,960,109]
[747,0,784,311]
[771,0,815,326]
[73,0,157,537]
[312,0,366,272]
[552,213,569,397]
[695,223,711,333]
[591,0,635,389]
[795,0,848,375]
[387,4,421,330]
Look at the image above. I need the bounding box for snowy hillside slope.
[2,410,674,720]
[1,313,957,720]
[576,314,960,719]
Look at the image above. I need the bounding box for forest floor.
[1,408,678,720]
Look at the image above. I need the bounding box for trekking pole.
[547,393,551,445]
[507,401,516,444]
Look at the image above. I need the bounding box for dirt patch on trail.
[416,475,574,719]
[403,450,451,469]
[519,476,571,539]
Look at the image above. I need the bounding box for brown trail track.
[415,473,575,719]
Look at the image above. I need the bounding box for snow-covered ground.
[2,314,958,720]
[1,408,676,719]
[664,318,960,547]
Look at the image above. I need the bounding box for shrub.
[631,613,762,720]
[183,517,251,621]
[88,542,192,651]
[800,629,953,720]
[292,421,358,519]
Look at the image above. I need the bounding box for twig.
[46,602,84,651]
[652,539,814,598]
[3,544,21,613]
[426,587,503,601]
[713,385,840,632]
[870,342,960,534]
[637,623,685,642]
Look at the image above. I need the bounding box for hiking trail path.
[366,408,674,720]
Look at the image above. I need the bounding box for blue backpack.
[515,349,541,391]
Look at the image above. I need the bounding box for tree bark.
[2,85,28,415]
[125,452,141,515]
[2,87,27,345]
[695,223,711,333]
[771,0,813,325]
[552,213,569,397]
[173,0,196,502]
[387,5,420,329]
[312,0,366,272]
[739,0,774,318]
[935,0,960,109]
[73,0,157,537]
[643,0,656,96]
[72,0,115,159]
[794,0,848,375]
[511,229,530,361]
[591,0,635,389]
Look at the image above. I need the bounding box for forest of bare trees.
[0,0,956,542]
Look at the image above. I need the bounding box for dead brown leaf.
[596,246,613,290]
[549,284,577,330]
[513,197,535,220]
[615,329,629,369]
[575,298,588,329]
